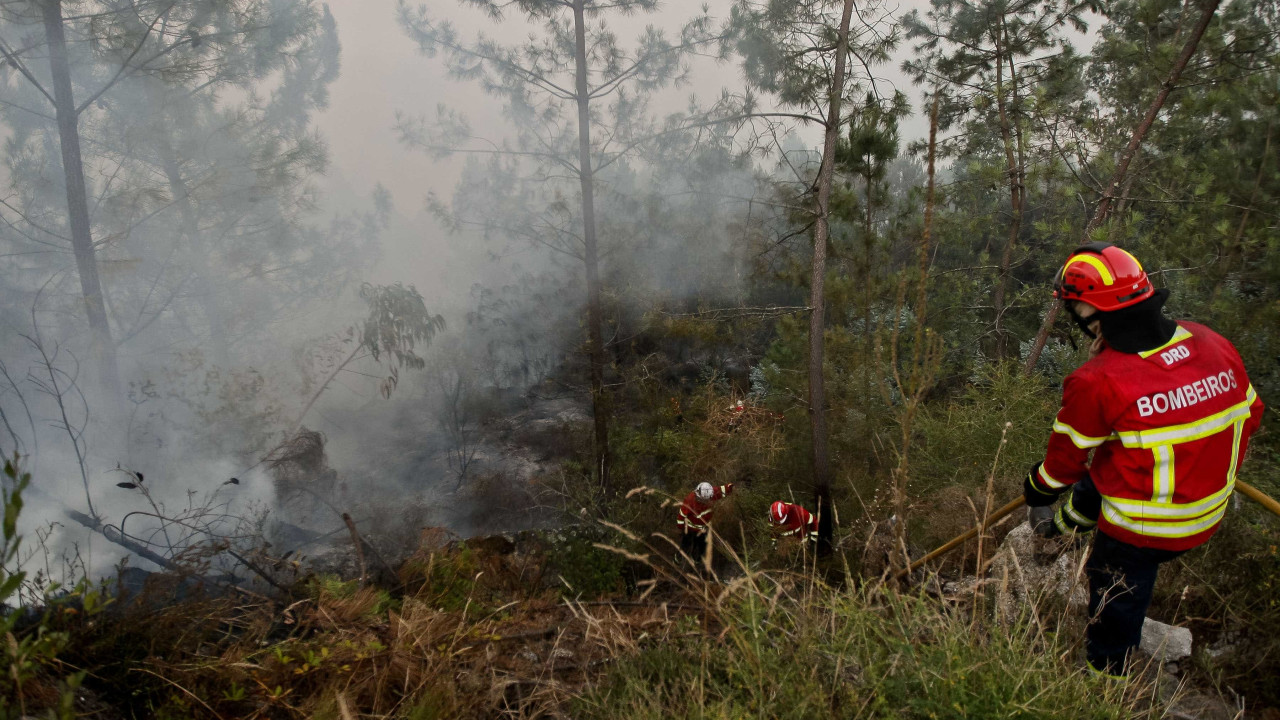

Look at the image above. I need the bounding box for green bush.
[2,457,93,720]
[546,529,626,599]
[401,544,480,612]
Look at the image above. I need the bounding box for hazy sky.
[314,0,933,202]
[312,0,937,296]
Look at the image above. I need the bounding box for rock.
[986,522,1089,621]
[1205,628,1242,659]
[1140,617,1193,663]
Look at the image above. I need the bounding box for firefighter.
[1024,243,1265,679]
[727,399,746,428]
[676,481,734,564]
[767,501,818,546]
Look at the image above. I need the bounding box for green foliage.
[309,574,396,618]
[401,544,480,613]
[358,282,446,371]
[1,458,90,720]
[546,529,626,599]
[576,585,1156,719]
[912,363,1059,493]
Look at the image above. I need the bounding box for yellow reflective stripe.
[1038,464,1067,490]
[1054,509,1071,535]
[1065,255,1115,285]
[1228,419,1244,485]
[1064,495,1096,527]
[1087,660,1129,681]
[1102,501,1227,538]
[1117,386,1257,448]
[1151,445,1174,504]
[1137,325,1192,359]
[1122,248,1144,273]
[1053,420,1114,449]
[1103,480,1234,519]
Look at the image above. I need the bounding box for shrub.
[2,457,96,720]
[546,529,626,599]
[575,582,1166,719]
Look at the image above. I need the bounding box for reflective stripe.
[1064,495,1096,527]
[1038,464,1067,490]
[1103,478,1234,519]
[1228,418,1244,485]
[1087,660,1129,681]
[1151,445,1174,504]
[1137,325,1192,359]
[1065,255,1115,285]
[1054,509,1071,535]
[1117,386,1257,448]
[1053,420,1114,449]
[1102,500,1227,538]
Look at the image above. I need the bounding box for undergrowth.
[576,577,1164,720]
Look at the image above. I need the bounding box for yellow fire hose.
[896,480,1280,580]
[1237,479,1280,518]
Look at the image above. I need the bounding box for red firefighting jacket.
[772,503,818,543]
[676,484,733,535]
[1032,322,1264,551]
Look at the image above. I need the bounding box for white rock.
[987,522,1089,621]
[1140,618,1193,662]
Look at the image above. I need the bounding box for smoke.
[0,0,943,590]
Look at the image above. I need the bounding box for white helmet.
[695,482,715,501]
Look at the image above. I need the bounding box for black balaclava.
[1083,288,1178,354]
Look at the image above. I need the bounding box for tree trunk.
[809,0,857,556]
[572,0,611,497]
[43,0,119,397]
[1023,0,1222,374]
[991,24,1023,361]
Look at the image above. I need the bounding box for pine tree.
[398,0,718,497]
[727,0,898,553]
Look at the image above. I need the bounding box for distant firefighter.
[768,501,818,546]
[676,481,734,563]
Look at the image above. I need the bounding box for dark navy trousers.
[1083,524,1185,675]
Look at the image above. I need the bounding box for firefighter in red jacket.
[768,501,818,546]
[1025,243,1265,678]
[677,481,734,563]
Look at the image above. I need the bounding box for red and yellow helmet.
[769,501,789,524]
[1053,243,1153,312]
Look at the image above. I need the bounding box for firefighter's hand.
[724,483,734,495]
[1029,505,1060,538]
[1023,463,1058,507]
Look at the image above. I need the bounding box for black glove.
[1029,505,1060,538]
[1023,463,1060,507]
